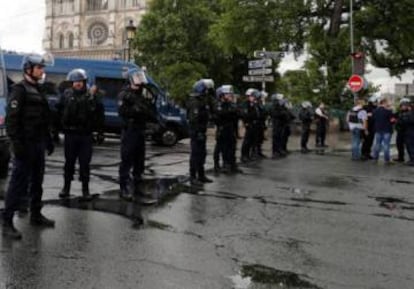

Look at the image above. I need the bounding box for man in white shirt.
[347,99,368,160]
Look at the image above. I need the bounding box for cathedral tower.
[43,0,147,59]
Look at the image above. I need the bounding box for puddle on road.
[369,196,414,211]
[43,177,189,227]
[230,264,322,289]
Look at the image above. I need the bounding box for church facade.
[43,0,148,59]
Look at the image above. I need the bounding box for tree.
[132,0,228,104]
[356,0,414,76]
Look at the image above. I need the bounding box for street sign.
[254,50,285,59]
[248,68,272,76]
[348,74,364,92]
[248,58,272,69]
[243,75,274,83]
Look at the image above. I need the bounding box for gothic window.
[53,0,74,15]
[121,0,143,8]
[88,22,109,45]
[68,33,74,48]
[59,34,65,49]
[87,0,108,11]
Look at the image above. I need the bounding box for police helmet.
[270,93,284,101]
[245,88,259,97]
[193,79,215,95]
[216,85,234,98]
[301,101,312,108]
[21,52,54,71]
[126,68,148,86]
[66,69,88,82]
[400,98,410,105]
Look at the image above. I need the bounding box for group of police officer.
[185,79,316,185]
[2,54,320,240]
[1,53,158,240]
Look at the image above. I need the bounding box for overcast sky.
[0,1,412,93]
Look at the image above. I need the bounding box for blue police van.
[0,49,10,178]
[3,52,189,147]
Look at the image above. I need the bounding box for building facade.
[395,82,414,97]
[43,0,147,59]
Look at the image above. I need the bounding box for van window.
[96,77,125,99]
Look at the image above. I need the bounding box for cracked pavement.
[1,134,414,289]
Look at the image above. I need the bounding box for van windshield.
[0,54,6,98]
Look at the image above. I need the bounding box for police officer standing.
[187,79,215,185]
[269,94,289,158]
[57,69,105,200]
[118,68,157,201]
[315,102,329,147]
[213,85,240,173]
[299,101,313,153]
[2,53,55,240]
[393,98,410,162]
[240,89,260,163]
[396,98,414,166]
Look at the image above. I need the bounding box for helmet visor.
[131,70,148,86]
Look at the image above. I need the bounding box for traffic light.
[351,52,365,75]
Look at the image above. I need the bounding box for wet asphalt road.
[1,135,414,289]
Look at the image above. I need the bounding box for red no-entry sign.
[348,74,364,92]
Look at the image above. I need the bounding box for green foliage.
[131,0,412,107]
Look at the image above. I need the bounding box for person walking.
[372,98,394,164]
[347,99,368,160]
[118,68,157,201]
[57,69,105,200]
[2,53,55,240]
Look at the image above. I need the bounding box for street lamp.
[125,20,136,62]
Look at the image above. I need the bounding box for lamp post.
[125,20,136,62]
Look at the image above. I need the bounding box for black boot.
[2,219,22,240]
[30,212,55,227]
[81,182,93,201]
[59,180,71,198]
[198,168,213,183]
[120,185,133,201]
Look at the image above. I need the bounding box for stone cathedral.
[43,0,148,59]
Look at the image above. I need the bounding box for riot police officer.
[269,94,289,158]
[118,68,157,201]
[57,69,105,200]
[299,101,313,153]
[3,53,55,240]
[393,98,410,162]
[187,79,215,185]
[213,85,240,173]
[396,98,413,165]
[255,91,268,158]
[240,88,260,163]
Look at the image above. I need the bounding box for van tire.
[158,128,178,147]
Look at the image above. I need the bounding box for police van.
[3,52,189,146]
[0,49,10,178]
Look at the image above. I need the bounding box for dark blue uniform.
[118,86,156,196]
[213,100,239,172]
[4,80,53,223]
[58,87,104,197]
[299,107,313,152]
[241,100,260,162]
[186,92,213,182]
[269,101,290,158]
[397,109,414,165]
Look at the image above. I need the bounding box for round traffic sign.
[348,74,364,92]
